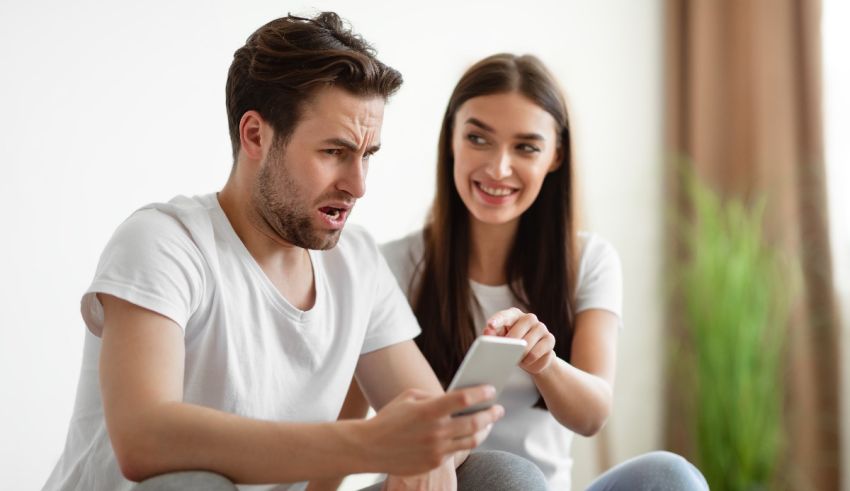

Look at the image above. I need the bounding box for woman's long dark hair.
[412,54,577,409]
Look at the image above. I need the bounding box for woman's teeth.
[479,183,514,197]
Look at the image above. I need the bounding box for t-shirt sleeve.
[379,232,424,300]
[81,208,205,337]
[361,244,422,355]
[574,235,623,326]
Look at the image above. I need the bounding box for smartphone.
[446,335,527,416]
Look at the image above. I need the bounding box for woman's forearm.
[531,358,613,436]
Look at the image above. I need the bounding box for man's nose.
[338,157,367,199]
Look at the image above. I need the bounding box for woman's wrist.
[532,355,564,383]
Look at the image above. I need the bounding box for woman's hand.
[484,308,556,375]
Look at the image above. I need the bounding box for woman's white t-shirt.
[381,231,622,491]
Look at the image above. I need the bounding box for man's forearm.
[111,401,375,484]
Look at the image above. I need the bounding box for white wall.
[0,1,665,489]
[823,1,850,489]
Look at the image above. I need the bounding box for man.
[44,12,547,491]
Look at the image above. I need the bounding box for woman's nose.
[485,149,513,179]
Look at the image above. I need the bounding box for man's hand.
[360,386,502,477]
[484,308,556,375]
[382,458,457,491]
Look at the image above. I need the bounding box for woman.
[345,54,707,490]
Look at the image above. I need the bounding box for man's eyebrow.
[322,138,359,151]
[465,118,546,141]
[321,138,381,154]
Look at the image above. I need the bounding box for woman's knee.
[618,451,708,490]
[457,450,548,491]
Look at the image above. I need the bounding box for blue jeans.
[132,450,707,490]
[132,450,548,491]
[586,451,709,491]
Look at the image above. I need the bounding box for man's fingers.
[423,385,496,418]
[398,387,438,402]
[443,405,503,439]
[444,419,497,453]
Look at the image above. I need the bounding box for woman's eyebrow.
[465,118,545,141]
[515,132,545,141]
[465,117,495,132]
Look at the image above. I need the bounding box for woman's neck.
[468,216,519,286]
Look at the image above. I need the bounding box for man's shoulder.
[108,194,217,257]
[135,194,216,229]
[331,223,377,256]
[319,224,382,270]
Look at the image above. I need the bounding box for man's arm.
[354,340,442,408]
[355,342,490,481]
[100,294,499,484]
[306,380,372,491]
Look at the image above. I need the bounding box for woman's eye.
[517,143,541,153]
[466,134,487,145]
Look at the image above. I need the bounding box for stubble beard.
[252,147,342,251]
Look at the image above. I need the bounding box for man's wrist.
[452,450,470,468]
[332,418,375,474]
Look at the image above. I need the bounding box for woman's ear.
[548,146,563,172]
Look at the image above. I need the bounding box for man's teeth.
[326,208,340,219]
[479,183,514,197]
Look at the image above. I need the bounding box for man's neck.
[218,177,316,311]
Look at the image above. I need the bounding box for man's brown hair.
[225,12,403,161]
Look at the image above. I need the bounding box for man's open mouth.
[319,206,344,219]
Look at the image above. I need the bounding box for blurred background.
[0,1,845,489]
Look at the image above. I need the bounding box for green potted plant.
[674,173,795,490]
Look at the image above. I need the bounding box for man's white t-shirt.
[45,193,420,491]
[381,231,622,491]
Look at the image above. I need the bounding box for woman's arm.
[485,308,619,436]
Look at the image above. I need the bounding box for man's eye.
[323,148,343,156]
[467,134,487,145]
